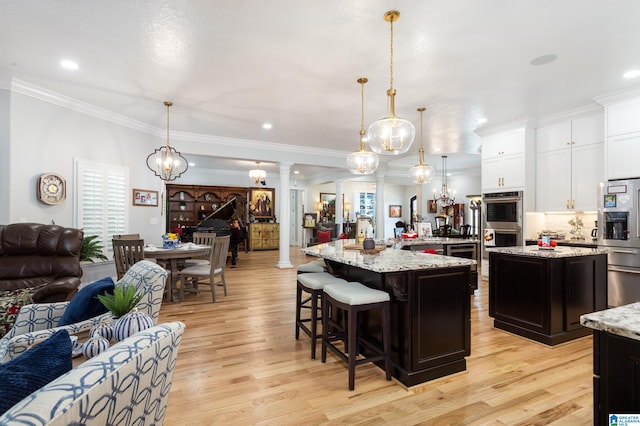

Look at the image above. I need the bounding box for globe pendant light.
[433,155,456,207]
[146,101,189,181]
[409,107,435,184]
[368,10,415,156]
[347,77,379,175]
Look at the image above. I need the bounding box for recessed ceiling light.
[294,170,300,175]
[262,123,272,129]
[623,69,640,79]
[188,162,195,167]
[530,54,558,66]
[477,117,487,125]
[60,59,79,70]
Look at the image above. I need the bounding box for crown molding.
[537,102,604,127]
[594,85,640,106]
[474,117,536,137]
[9,78,349,163]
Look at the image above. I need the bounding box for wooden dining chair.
[185,232,216,266]
[176,235,230,303]
[112,233,141,240]
[112,238,145,280]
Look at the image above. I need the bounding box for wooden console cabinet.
[249,223,279,250]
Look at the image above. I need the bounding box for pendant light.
[346,77,379,175]
[409,107,435,184]
[367,10,415,156]
[249,161,267,185]
[146,101,189,181]
[433,155,456,207]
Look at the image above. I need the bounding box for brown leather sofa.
[0,223,83,303]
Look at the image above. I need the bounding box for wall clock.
[37,173,66,205]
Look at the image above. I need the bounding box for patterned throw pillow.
[0,288,39,338]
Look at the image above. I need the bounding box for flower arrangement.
[162,232,180,249]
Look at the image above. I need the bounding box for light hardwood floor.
[159,248,594,425]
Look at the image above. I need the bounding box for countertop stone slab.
[581,303,640,341]
[488,245,607,258]
[301,239,475,273]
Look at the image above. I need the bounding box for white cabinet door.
[608,98,640,136]
[607,132,640,180]
[537,122,571,153]
[482,134,502,158]
[501,129,526,156]
[572,143,603,211]
[572,115,604,147]
[501,154,526,189]
[536,149,572,212]
[481,157,503,192]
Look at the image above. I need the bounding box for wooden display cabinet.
[165,184,249,234]
[249,223,279,250]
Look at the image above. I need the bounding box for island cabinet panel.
[325,261,470,386]
[594,331,640,425]
[489,251,607,345]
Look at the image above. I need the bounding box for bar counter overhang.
[302,240,476,387]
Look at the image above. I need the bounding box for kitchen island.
[489,246,607,345]
[302,239,475,386]
[581,304,640,424]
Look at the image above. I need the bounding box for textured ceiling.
[1,0,640,179]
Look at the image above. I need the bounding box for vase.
[363,237,375,250]
[82,334,110,358]
[112,307,154,342]
[90,318,114,341]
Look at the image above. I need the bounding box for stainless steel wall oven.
[482,191,524,259]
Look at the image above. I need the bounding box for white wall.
[0,88,10,223]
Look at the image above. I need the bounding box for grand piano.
[181,197,248,250]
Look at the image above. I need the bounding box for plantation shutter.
[75,159,128,256]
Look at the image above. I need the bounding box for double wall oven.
[482,191,523,259]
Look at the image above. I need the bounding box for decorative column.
[335,180,343,236]
[376,171,385,240]
[276,162,293,269]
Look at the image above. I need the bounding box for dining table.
[143,243,211,302]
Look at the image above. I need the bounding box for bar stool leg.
[347,305,358,391]
[295,285,302,340]
[383,301,392,381]
[321,295,329,363]
[310,290,319,359]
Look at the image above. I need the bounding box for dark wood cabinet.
[325,261,471,386]
[593,331,640,425]
[489,251,607,345]
[165,184,248,233]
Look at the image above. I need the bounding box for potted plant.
[96,285,144,319]
[80,235,108,263]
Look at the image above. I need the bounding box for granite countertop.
[400,238,480,247]
[301,239,475,273]
[580,303,640,341]
[488,245,607,258]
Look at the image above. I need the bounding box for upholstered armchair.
[0,260,168,363]
[0,321,185,425]
[0,223,84,303]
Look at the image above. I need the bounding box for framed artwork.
[389,205,402,218]
[250,188,275,219]
[132,189,158,207]
[428,200,438,213]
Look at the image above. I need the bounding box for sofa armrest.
[0,311,111,362]
[10,302,70,335]
[33,278,82,303]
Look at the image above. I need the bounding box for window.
[74,159,128,256]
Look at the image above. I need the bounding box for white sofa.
[0,321,185,425]
[0,260,168,362]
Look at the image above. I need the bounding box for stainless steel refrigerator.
[598,178,640,306]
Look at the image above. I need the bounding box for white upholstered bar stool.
[321,281,392,391]
[295,272,347,359]
[297,258,328,274]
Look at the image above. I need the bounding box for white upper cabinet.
[535,113,604,212]
[480,126,535,199]
[601,97,640,180]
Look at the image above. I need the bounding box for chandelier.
[433,156,456,207]
[249,161,266,185]
[346,77,379,175]
[409,107,435,184]
[367,10,415,156]
[146,101,189,181]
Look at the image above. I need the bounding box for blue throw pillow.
[0,329,72,415]
[57,277,114,326]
